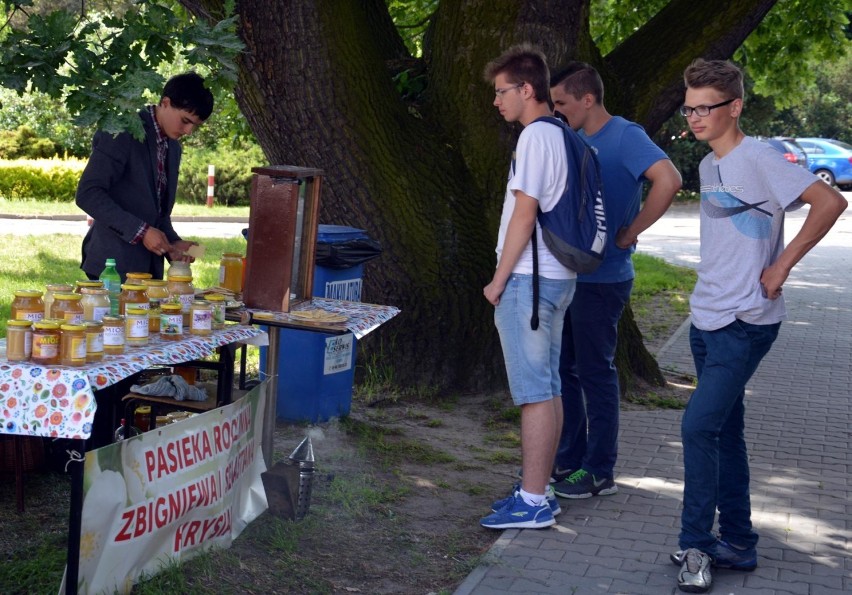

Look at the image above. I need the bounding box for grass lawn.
[0,198,249,218]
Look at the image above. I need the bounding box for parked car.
[755,136,809,169]
[795,138,852,190]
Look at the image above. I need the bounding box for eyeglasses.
[494,83,524,98]
[679,98,735,118]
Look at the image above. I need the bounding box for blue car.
[795,138,852,190]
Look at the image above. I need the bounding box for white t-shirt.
[496,120,574,280]
[690,136,817,330]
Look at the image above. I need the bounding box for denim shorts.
[494,274,575,405]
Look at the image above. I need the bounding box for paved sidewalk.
[456,204,851,594]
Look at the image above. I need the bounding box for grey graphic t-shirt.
[690,136,816,331]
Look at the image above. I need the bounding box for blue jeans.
[555,280,632,478]
[494,274,575,405]
[679,320,780,551]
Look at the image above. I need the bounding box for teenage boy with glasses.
[479,44,575,530]
[673,58,846,593]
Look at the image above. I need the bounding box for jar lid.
[126,307,148,315]
[84,321,104,329]
[75,281,104,288]
[142,279,167,286]
[60,323,85,331]
[102,315,124,323]
[120,284,147,291]
[6,319,33,328]
[14,289,44,297]
[192,300,211,306]
[205,294,226,301]
[222,252,243,258]
[34,321,61,330]
[161,303,182,311]
[169,275,193,282]
[135,405,152,414]
[43,318,65,325]
[80,288,109,295]
[126,272,153,280]
[54,293,83,301]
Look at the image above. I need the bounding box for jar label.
[219,265,226,285]
[125,302,150,311]
[103,325,125,346]
[87,333,104,354]
[126,317,149,339]
[34,335,60,358]
[17,311,44,323]
[91,306,110,322]
[160,314,183,335]
[191,310,212,330]
[178,293,194,312]
[71,337,86,360]
[63,312,85,325]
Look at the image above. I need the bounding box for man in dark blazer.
[76,72,214,280]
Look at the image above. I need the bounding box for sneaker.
[480,492,555,529]
[671,539,757,571]
[492,484,561,516]
[552,469,618,499]
[677,548,712,593]
[516,466,575,484]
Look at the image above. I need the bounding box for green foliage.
[0,161,80,200]
[177,143,264,206]
[0,125,59,159]
[386,0,438,57]
[0,1,243,140]
[0,87,94,157]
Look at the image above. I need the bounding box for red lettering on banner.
[145,429,217,481]
[173,508,232,553]
[115,511,135,542]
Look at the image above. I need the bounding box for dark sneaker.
[481,492,555,529]
[677,548,712,593]
[516,466,575,484]
[671,539,757,571]
[492,484,561,516]
[552,469,618,499]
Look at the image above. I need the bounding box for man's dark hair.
[483,43,550,104]
[551,62,604,104]
[162,72,214,121]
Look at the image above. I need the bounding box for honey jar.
[60,323,87,367]
[74,280,104,293]
[5,319,33,362]
[160,303,184,340]
[219,253,244,293]
[118,284,149,315]
[142,279,169,333]
[126,272,153,283]
[102,315,125,355]
[52,293,85,325]
[31,321,61,365]
[80,288,111,322]
[189,300,212,336]
[205,294,227,330]
[125,307,149,346]
[44,283,73,318]
[11,290,45,323]
[84,320,104,363]
[134,406,152,432]
[167,275,195,326]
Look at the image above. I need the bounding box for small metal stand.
[260,436,315,520]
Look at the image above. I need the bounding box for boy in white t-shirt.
[673,59,847,593]
[480,44,575,530]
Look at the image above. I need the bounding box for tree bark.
[178,0,779,395]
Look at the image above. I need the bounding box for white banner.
[64,381,269,594]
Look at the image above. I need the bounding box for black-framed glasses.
[494,83,524,98]
[679,98,735,118]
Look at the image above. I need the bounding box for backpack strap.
[530,228,540,331]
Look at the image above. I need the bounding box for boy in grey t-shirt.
[672,59,847,594]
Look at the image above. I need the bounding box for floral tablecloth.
[236,298,401,340]
[0,324,266,440]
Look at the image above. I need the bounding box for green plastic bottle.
[99,258,122,316]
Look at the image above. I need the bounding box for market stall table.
[0,323,267,595]
[228,297,400,465]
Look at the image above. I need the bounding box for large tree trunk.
[179,0,777,395]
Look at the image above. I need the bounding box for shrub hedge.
[0,143,265,205]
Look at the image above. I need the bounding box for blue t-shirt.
[578,116,668,283]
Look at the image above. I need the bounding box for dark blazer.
[76,108,182,280]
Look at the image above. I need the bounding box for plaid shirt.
[132,105,169,245]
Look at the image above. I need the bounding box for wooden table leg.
[14,436,24,513]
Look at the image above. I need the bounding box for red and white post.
[206,164,215,208]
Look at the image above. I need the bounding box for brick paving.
[456,202,852,595]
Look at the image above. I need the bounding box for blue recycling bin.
[260,225,381,423]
